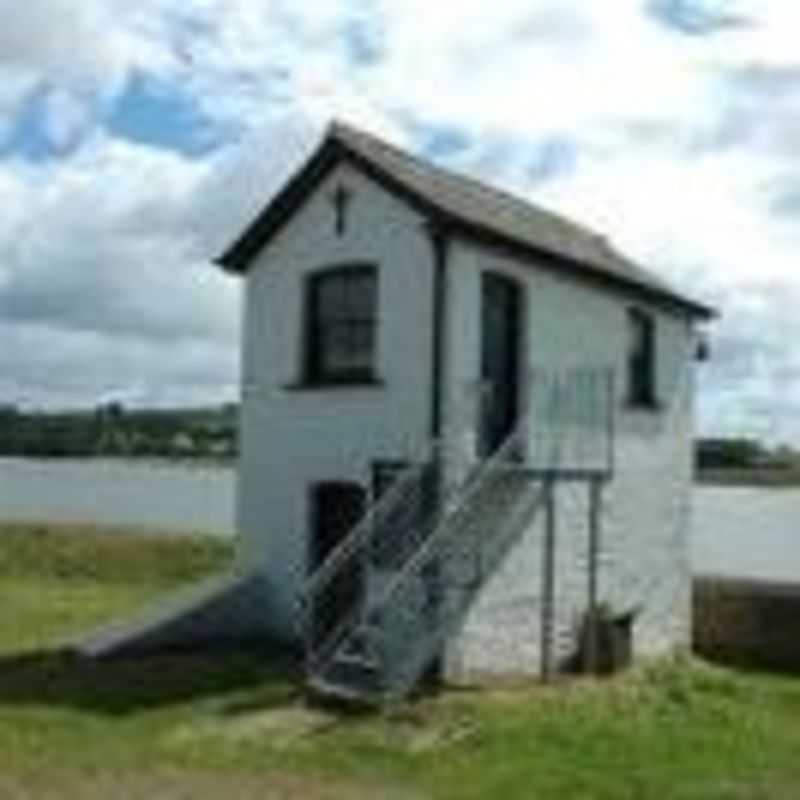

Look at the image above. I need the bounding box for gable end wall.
[236,162,436,639]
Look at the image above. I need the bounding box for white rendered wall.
[237,163,435,640]
[442,240,696,679]
[236,168,697,663]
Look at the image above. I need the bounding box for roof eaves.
[214,123,717,320]
[215,135,344,273]
[446,218,716,320]
[215,127,445,273]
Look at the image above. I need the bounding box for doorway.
[309,481,366,647]
[480,272,523,457]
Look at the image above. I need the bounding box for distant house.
[82,122,714,702]
[170,432,195,456]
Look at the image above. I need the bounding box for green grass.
[0,521,233,652]
[2,522,800,798]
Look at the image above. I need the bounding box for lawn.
[2,522,800,799]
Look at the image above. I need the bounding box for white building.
[83,122,714,702]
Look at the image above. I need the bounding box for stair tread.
[308,676,381,704]
[333,649,379,669]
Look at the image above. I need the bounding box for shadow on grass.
[694,648,800,679]
[0,644,303,716]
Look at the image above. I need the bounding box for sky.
[0,0,798,442]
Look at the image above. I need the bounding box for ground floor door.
[480,272,523,456]
[309,482,366,647]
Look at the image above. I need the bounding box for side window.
[627,308,657,408]
[304,264,378,384]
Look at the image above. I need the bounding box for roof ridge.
[219,118,714,319]
[329,121,622,256]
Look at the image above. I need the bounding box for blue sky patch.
[407,120,472,160]
[105,73,229,156]
[403,118,576,186]
[767,180,800,218]
[526,136,577,182]
[341,17,384,66]
[0,89,85,162]
[647,0,750,35]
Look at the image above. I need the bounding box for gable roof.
[217,121,714,319]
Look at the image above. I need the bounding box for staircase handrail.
[370,411,534,614]
[299,445,434,604]
[299,378,484,607]
[304,365,616,699]
[364,366,615,697]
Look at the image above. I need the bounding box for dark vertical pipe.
[607,369,616,477]
[425,222,449,689]
[540,477,557,682]
[428,222,449,443]
[585,477,602,674]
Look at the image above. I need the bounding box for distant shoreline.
[0,454,236,470]
[695,468,800,488]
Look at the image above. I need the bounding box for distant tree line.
[695,438,796,471]
[1,408,794,470]
[0,403,238,460]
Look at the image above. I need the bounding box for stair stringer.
[371,471,544,700]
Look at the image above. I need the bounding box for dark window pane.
[350,321,374,361]
[627,309,655,406]
[317,274,347,322]
[347,274,376,318]
[318,324,369,374]
[320,323,353,372]
[306,265,377,382]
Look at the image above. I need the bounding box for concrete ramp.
[76,571,282,658]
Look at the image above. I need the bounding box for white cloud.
[0,0,128,82]
[0,0,184,147]
[0,133,242,407]
[0,0,799,439]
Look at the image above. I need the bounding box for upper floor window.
[627,308,656,408]
[305,264,378,384]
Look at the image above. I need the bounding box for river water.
[1,458,798,582]
[0,458,235,537]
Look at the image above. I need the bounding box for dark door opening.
[480,272,523,457]
[309,482,367,648]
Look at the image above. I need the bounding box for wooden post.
[540,477,556,683]
[584,477,602,674]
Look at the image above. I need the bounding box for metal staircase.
[299,367,614,703]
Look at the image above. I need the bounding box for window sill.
[284,377,385,392]
[624,397,662,413]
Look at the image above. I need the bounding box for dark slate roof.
[218,121,714,319]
